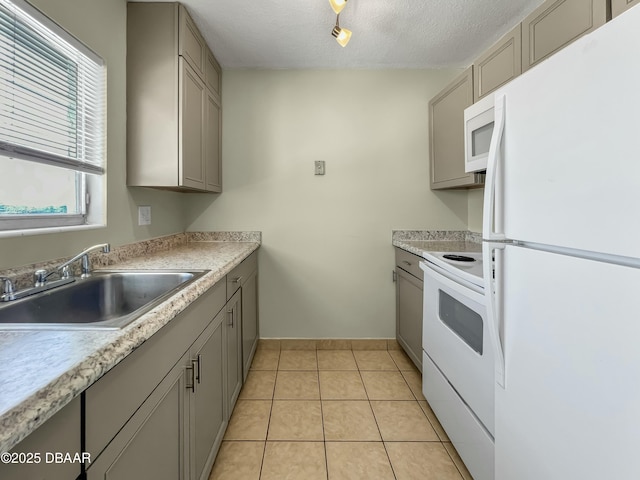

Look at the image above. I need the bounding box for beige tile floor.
[209,348,473,480]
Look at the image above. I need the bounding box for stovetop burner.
[442,254,476,262]
[420,250,484,288]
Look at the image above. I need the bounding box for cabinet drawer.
[395,248,424,281]
[227,251,258,300]
[85,281,225,460]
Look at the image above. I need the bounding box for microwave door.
[464,94,495,173]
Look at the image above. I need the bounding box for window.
[0,0,105,233]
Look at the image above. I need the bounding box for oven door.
[421,261,494,435]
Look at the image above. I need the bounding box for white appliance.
[420,252,494,480]
[483,7,640,480]
[464,93,494,172]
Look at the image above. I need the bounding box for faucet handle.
[34,270,48,287]
[0,277,15,301]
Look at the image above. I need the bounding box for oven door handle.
[419,261,485,306]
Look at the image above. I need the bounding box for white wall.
[185,69,469,338]
[0,0,186,270]
[468,188,484,233]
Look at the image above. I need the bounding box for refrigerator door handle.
[483,241,506,388]
[483,93,506,241]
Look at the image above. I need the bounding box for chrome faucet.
[0,277,14,301]
[35,243,111,285]
[0,243,111,303]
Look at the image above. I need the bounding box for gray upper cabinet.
[430,67,482,190]
[127,2,222,193]
[206,51,222,98]
[180,8,207,79]
[521,0,608,72]
[612,0,640,17]
[473,25,522,101]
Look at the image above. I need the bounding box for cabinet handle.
[186,363,196,393]
[227,309,234,327]
[232,276,243,284]
[194,354,202,384]
[402,260,412,266]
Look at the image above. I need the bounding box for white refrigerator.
[482,6,640,480]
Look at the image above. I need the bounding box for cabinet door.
[612,0,640,16]
[241,269,259,381]
[396,267,423,372]
[0,397,81,480]
[87,354,189,480]
[522,0,607,71]
[190,311,226,480]
[429,67,477,189]
[205,51,221,97]
[225,289,243,419]
[205,89,222,192]
[179,5,206,78]
[180,59,206,190]
[473,25,522,101]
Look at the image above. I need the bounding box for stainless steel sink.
[0,270,207,330]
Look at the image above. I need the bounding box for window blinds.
[0,0,105,175]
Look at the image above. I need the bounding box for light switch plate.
[138,205,151,226]
[315,160,325,175]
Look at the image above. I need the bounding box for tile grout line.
[316,349,330,480]
[257,349,280,479]
[357,357,399,480]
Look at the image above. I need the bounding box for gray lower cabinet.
[87,355,189,480]
[85,281,229,480]
[0,396,82,480]
[241,268,259,381]
[225,289,243,419]
[395,248,424,372]
[226,251,259,382]
[612,0,640,16]
[189,311,226,480]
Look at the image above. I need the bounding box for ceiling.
[135,0,544,69]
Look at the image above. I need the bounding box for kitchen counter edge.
[0,240,260,453]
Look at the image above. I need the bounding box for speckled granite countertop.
[392,230,482,257]
[0,233,260,453]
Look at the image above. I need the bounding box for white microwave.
[464,94,495,173]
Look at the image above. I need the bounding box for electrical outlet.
[138,205,151,226]
[315,160,325,175]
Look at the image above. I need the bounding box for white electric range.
[419,248,494,480]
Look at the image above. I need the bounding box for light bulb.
[332,26,352,47]
[329,0,348,14]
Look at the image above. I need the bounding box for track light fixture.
[331,13,352,47]
[329,0,348,14]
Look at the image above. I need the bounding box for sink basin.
[0,270,207,330]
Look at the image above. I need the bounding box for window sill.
[0,223,106,239]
